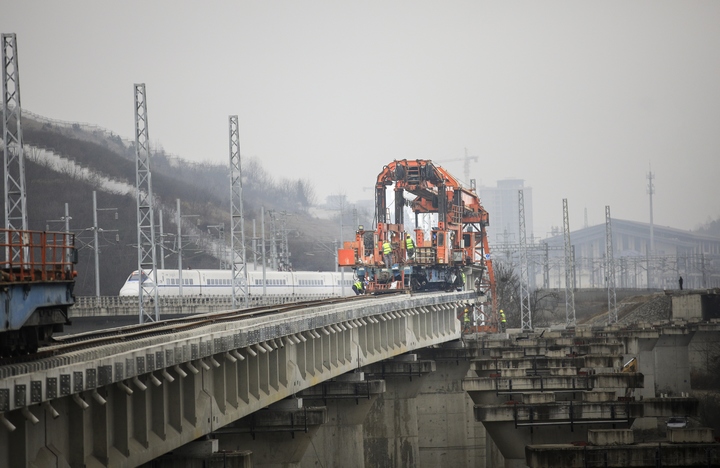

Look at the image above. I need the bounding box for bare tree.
[495,260,561,328]
[495,260,521,327]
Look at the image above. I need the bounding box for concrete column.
[151,376,167,440]
[653,333,692,396]
[416,359,486,468]
[183,368,198,426]
[213,359,228,415]
[68,392,89,466]
[362,376,424,467]
[113,386,131,457]
[168,368,184,432]
[298,398,376,467]
[132,375,150,448]
[6,407,29,468]
[91,388,109,464]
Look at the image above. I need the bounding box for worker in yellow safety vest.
[382,239,392,268]
[352,280,364,295]
[405,234,415,259]
[499,309,506,332]
[463,305,472,333]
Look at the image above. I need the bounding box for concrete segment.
[667,427,715,443]
[588,429,634,445]
[525,442,720,467]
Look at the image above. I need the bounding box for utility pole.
[91,191,118,298]
[605,206,618,324]
[252,219,257,271]
[2,33,28,253]
[563,199,576,328]
[518,190,532,331]
[647,166,655,287]
[134,83,160,323]
[46,203,72,266]
[176,199,183,298]
[543,243,550,289]
[269,211,278,270]
[261,207,267,296]
[340,205,345,296]
[158,209,165,269]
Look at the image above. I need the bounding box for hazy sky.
[3,1,719,238]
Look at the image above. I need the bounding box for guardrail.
[0,228,75,282]
[71,294,341,317]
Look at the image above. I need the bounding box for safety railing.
[72,293,343,315]
[513,400,632,430]
[0,228,76,282]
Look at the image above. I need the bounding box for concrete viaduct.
[0,292,473,467]
[1,290,719,467]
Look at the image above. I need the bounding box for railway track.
[0,294,391,369]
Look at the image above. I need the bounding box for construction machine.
[338,159,498,331]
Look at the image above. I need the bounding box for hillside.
[580,293,672,326]
[6,113,349,295]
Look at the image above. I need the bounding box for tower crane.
[436,148,478,185]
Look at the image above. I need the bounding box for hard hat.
[500,309,504,312]
[407,234,411,237]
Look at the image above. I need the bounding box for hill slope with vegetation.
[7,113,344,295]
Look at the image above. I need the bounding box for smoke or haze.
[3,1,719,237]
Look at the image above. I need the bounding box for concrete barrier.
[581,391,617,403]
[588,429,634,446]
[667,427,715,443]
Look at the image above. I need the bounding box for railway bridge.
[0,291,473,467]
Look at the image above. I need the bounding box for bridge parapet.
[71,294,339,317]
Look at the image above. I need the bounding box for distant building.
[477,179,534,245]
[541,219,720,290]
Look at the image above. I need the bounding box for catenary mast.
[2,33,28,247]
[134,84,160,323]
[229,115,248,307]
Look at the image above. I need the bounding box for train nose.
[118,285,135,296]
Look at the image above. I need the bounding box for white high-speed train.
[118,269,356,297]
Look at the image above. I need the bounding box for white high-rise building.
[477,179,534,245]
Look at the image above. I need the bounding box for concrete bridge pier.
[298,394,377,466]
[412,352,487,467]
[623,330,693,400]
[211,378,383,467]
[212,353,483,468]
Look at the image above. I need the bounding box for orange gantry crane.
[338,159,498,331]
